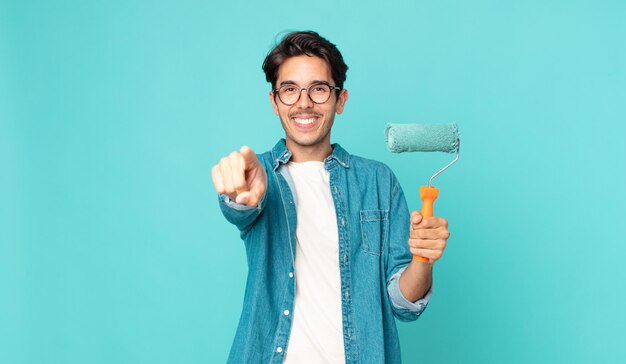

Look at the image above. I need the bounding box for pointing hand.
[212,146,267,206]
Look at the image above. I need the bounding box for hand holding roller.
[385,123,460,263]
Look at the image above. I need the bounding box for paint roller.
[385,123,460,263]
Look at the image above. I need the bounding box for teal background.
[2,0,625,363]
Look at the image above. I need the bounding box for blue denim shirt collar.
[270,138,351,171]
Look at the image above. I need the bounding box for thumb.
[411,211,423,229]
[236,189,263,207]
[235,191,251,205]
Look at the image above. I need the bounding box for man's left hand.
[408,211,450,263]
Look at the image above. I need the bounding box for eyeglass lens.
[278,84,332,105]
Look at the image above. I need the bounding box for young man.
[212,31,450,363]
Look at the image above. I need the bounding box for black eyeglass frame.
[272,82,342,106]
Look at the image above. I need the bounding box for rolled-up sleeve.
[218,192,266,236]
[385,174,433,321]
[387,266,432,321]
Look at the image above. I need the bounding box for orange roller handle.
[413,186,440,263]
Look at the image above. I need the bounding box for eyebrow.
[278,80,330,87]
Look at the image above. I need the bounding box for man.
[212,31,450,363]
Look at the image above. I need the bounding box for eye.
[282,86,297,93]
[311,85,329,93]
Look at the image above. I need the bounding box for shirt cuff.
[387,266,433,313]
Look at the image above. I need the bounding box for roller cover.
[385,123,459,153]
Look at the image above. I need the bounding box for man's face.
[269,55,348,160]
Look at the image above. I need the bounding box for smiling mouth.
[290,112,322,129]
[293,117,316,125]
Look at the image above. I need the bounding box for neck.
[286,140,333,162]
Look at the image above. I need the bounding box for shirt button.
[341,217,345,226]
[284,310,290,316]
[289,272,293,278]
[277,347,283,353]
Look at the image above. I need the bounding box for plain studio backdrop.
[1,1,625,363]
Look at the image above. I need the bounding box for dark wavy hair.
[262,31,348,94]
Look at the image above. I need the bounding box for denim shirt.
[218,139,431,363]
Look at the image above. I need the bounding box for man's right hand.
[212,146,267,207]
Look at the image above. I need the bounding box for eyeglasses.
[273,83,341,106]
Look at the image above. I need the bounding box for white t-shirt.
[283,161,346,364]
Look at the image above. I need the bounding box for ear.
[335,89,349,115]
[269,91,279,116]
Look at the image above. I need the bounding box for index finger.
[417,216,448,229]
[229,152,248,195]
[239,146,259,169]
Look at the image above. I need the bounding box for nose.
[295,88,314,109]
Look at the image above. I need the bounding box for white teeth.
[294,118,315,125]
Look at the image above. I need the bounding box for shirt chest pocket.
[360,209,389,256]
